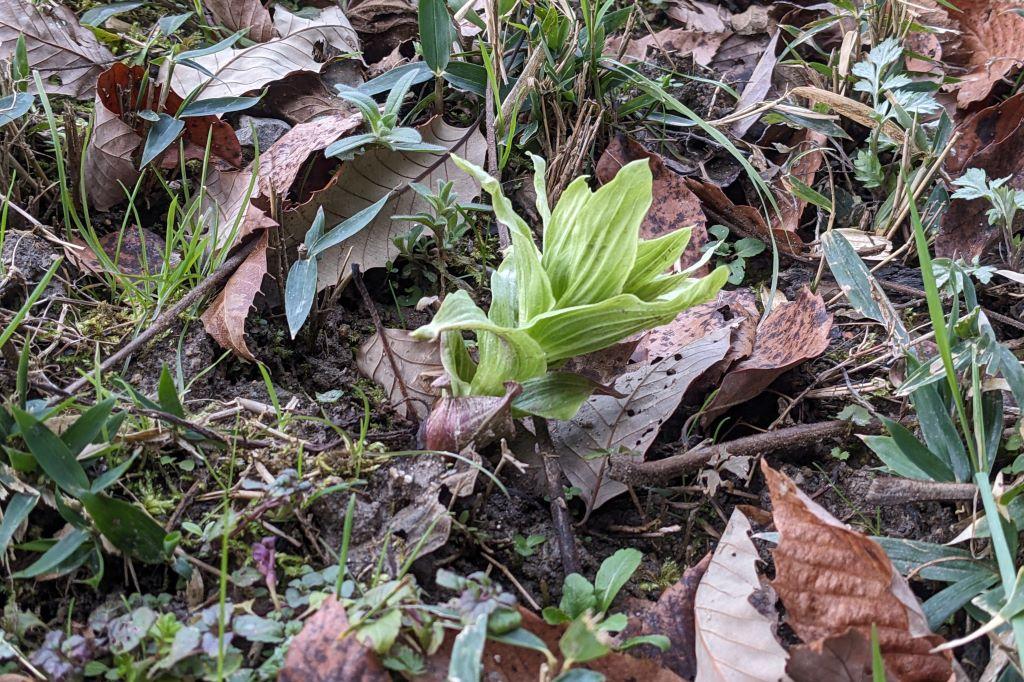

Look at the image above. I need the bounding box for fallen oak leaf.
[763,461,953,682]
[169,5,359,100]
[550,326,733,513]
[0,0,115,99]
[356,327,443,420]
[703,286,832,422]
[278,595,390,682]
[596,135,709,274]
[694,509,789,682]
[282,116,486,291]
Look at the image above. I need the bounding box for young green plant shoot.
[411,154,728,421]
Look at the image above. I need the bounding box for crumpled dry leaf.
[596,136,708,273]
[763,462,953,682]
[622,553,711,679]
[418,606,685,681]
[257,109,362,201]
[278,596,390,682]
[0,0,115,99]
[786,629,874,682]
[283,117,486,291]
[667,0,732,32]
[85,63,242,212]
[694,509,789,682]
[68,227,172,278]
[704,286,832,421]
[943,0,1024,108]
[200,232,269,362]
[204,0,276,43]
[356,328,442,420]
[261,72,349,125]
[345,0,417,64]
[419,383,519,452]
[170,6,359,100]
[551,326,733,512]
[611,28,730,67]
[937,91,1024,260]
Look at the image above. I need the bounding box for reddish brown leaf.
[763,462,953,682]
[418,607,685,681]
[200,232,269,361]
[704,286,832,421]
[418,382,519,451]
[622,553,711,679]
[68,227,169,277]
[261,72,349,124]
[258,110,362,201]
[597,136,709,273]
[786,629,874,682]
[937,91,1024,260]
[684,177,809,255]
[204,0,276,43]
[771,128,827,234]
[278,596,390,682]
[943,0,1024,108]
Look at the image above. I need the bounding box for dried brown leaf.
[611,28,730,67]
[278,596,390,682]
[944,0,1024,107]
[667,0,732,32]
[786,629,874,682]
[261,72,349,125]
[551,327,732,512]
[170,6,359,100]
[419,383,519,452]
[68,227,170,277]
[763,462,953,682]
[355,328,442,420]
[200,232,269,361]
[772,127,827,233]
[0,0,114,99]
[204,0,276,43]
[938,91,1024,260]
[597,136,708,273]
[694,509,789,682]
[283,117,486,290]
[704,286,831,421]
[345,0,418,64]
[257,109,362,200]
[731,31,779,138]
[623,553,711,679]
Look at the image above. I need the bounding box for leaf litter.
[1,0,1023,679]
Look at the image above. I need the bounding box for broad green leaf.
[178,95,260,117]
[594,548,641,612]
[91,455,137,494]
[448,613,487,682]
[452,156,554,322]
[623,228,691,293]
[158,365,185,418]
[62,398,116,455]
[233,614,285,643]
[440,331,475,395]
[81,492,168,564]
[0,493,37,555]
[13,528,90,578]
[559,573,596,619]
[528,152,551,226]
[554,159,651,308]
[512,373,608,420]
[552,670,604,682]
[285,258,318,338]
[788,176,832,213]
[139,114,185,168]
[861,418,955,482]
[310,193,390,256]
[11,407,90,495]
[559,616,609,664]
[324,132,378,160]
[488,627,551,656]
[384,69,419,117]
[419,0,453,74]
[923,572,998,631]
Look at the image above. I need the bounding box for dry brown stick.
[61,236,262,397]
[610,420,881,487]
[877,279,1024,334]
[534,417,580,576]
[351,263,412,411]
[865,477,977,506]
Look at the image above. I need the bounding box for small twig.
[351,264,412,411]
[865,477,977,506]
[533,417,580,576]
[610,420,880,486]
[61,235,262,398]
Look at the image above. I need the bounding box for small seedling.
[513,534,546,557]
[703,225,766,284]
[950,168,1024,266]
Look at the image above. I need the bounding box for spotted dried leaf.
[551,327,732,512]
[763,462,953,682]
[261,72,350,125]
[0,0,115,99]
[257,109,362,201]
[204,0,276,43]
[694,509,788,682]
[356,328,443,420]
[704,286,831,421]
[597,136,708,273]
[283,117,486,291]
[278,596,390,682]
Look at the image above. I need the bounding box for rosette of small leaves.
[411,154,728,420]
[325,70,447,161]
